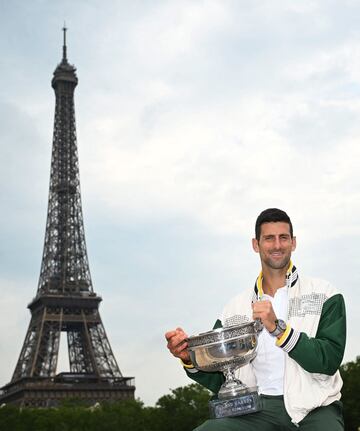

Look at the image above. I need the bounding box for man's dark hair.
[255,208,293,240]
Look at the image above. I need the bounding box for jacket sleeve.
[276,293,346,375]
[183,319,225,395]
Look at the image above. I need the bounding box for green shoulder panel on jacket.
[185,319,225,395]
[289,293,346,375]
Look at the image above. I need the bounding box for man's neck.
[262,267,287,297]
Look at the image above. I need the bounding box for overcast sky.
[0,0,359,406]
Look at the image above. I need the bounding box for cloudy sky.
[0,0,359,406]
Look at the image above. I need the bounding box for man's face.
[252,222,296,270]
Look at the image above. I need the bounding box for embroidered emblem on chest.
[224,315,250,327]
[288,293,327,318]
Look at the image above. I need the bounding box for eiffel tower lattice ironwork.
[0,28,135,407]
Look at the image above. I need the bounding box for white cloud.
[129,1,229,63]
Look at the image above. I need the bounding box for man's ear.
[252,238,259,253]
[291,236,297,252]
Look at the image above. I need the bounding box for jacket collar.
[254,261,298,299]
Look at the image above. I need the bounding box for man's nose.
[274,237,281,248]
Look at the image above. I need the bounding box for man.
[165,208,346,430]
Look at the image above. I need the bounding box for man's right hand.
[165,327,192,365]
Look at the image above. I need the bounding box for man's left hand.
[252,300,277,333]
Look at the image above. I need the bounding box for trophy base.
[209,390,261,419]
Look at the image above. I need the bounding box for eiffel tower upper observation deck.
[0,28,135,407]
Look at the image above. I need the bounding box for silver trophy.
[187,320,263,418]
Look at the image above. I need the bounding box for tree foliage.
[340,356,360,431]
[0,360,359,431]
[154,383,211,431]
[0,384,210,431]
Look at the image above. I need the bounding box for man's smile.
[269,251,284,257]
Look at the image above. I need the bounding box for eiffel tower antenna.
[0,27,135,407]
[62,22,67,62]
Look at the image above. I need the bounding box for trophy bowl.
[187,320,263,418]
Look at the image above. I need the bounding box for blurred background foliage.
[0,357,358,431]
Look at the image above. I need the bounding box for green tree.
[340,356,360,431]
[154,383,211,431]
[2,369,359,431]
[97,399,149,431]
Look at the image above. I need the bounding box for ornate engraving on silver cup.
[187,320,263,418]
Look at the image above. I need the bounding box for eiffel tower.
[0,28,135,407]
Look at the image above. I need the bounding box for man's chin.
[266,258,290,270]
